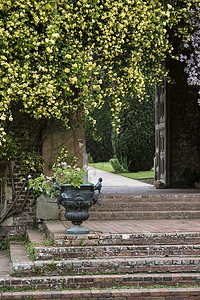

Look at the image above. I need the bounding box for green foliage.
[87,153,94,163]
[42,234,54,246]
[0,0,198,181]
[19,151,44,176]
[0,236,25,252]
[26,241,35,261]
[28,173,53,199]
[32,266,42,276]
[112,88,155,172]
[0,132,20,163]
[109,158,124,173]
[56,146,78,167]
[28,150,89,198]
[85,98,114,162]
[44,262,57,270]
[52,163,87,188]
[0,239,9,251]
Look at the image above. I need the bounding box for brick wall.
[168,58,200,187]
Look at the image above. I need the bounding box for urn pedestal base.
[66,222,89,234]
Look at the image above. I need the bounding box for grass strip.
[89,162,154,179]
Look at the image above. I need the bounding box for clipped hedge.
[112,88,155,172]
[84,99,114,162]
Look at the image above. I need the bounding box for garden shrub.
[109,158,124,173]
[85,99,114,162]
[112,87,155,172]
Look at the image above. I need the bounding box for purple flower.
[61,162,67,166]
[84,165,89,171]
[25,187,27,191]
[28,175,32,179]
[77,168,81,171]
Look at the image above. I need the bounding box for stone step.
[26,228,200,260]
[2,287,200,299]
[2,273,200,290]
[43,221,200,247]
[60,210,200,221]
[10,243,200,276]
[98,193,200,204]
[33,243,200,260]
[90,201,200,212]
[13,256,200,276]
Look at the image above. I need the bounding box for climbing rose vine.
[0,0,199,146]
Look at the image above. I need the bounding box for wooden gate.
[154,78,169,187]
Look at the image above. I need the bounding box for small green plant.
[28,151,89,198]
[120,157,130,173]
[10,272,26,277]
[32,266,42,276]
[44,262,57,271]
[87,153,94,163]
[42,239,54,246]
[62,277,66,289]
[0,239,9,251]
[26,241,35,261]
[109,158,124,173]
[54,257,63,261]
[79,239,85,246]
[0,236,25,253]
[67,265,73,271]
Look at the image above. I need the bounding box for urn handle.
[91,178,103,205]
[91,178,102,193]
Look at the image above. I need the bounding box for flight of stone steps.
[61,193,200,220]
[1,192,200,299]
[1,220,200,298]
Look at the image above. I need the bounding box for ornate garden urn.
[53,178,102,234]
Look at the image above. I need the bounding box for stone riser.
[99,194,200,203]
[60,210,200,221]
[12,256,200,276]
[28,226,200,248]
[2,287,200,300]
[90,202,200,212]
[34,244,200,260]
[51,234,200,247]
[2,273,200,290]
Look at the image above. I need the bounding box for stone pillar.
[42,121,87,176]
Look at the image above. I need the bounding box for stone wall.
[42,121,87,176]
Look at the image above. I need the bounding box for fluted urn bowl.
[54,179,102,234]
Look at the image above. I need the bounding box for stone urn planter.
[53,178,102,234]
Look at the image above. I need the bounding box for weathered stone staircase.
[1,192,200,299]
[61,193,200,220]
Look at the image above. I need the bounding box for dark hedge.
[112,88,155,172]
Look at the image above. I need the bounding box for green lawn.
[88,162,154,180]
[89,162,115,173]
